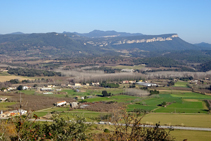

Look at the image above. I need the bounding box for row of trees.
[8,68,61,77]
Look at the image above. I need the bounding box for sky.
[0,0,211,44]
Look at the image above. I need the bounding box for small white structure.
[47,85,55,88]
[75,83,81,87]
[81,97,84,100]
[40,87,52,91]
[56,101,67,107]
[92,82,100,86]
[129,80,136,84]
[23,86,28,90]
[121,69,134,73]
[70,102,78,108]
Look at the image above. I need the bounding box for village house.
[7,87,17,91]
[70,102,78,108]
[47,85,55,88]
[129,80,136,84]
[122,80,129,84]
[75,83,82,87]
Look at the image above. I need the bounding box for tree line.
[7,68,61,77]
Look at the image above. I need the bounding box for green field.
[127,92,211,113]
[174,81,188,88]
[83,95,141,103]
[34,108,107,121]
[0,102,16,110]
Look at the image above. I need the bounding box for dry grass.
[142,113,211,128]
[170,130,211,141]
[0,75,34,82]
[183,99,199,102]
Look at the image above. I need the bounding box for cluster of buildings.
[61,82,100,88]
[122,80,136,84]
[0,109,27,118]
[55,101,79,109]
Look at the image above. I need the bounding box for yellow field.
[0,75,34,82]
[142,113,211,128]
[171,130,211,141]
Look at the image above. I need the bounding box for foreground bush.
[0,110,175,141]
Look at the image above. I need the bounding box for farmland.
[174,81,189,88]
[0,75,33,82]
[127,92,211,113]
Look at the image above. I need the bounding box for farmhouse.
[7,87,17,91]
[56,101,67,107]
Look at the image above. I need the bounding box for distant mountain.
[64,30,143,38]
[84,33,204,51]
[0,32,105,58]
[0,31,210,59]
[195,42,211,49]
[10,32,25,35]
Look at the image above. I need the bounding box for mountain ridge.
[0,31,209,58]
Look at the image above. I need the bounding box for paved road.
[27,119,211,132]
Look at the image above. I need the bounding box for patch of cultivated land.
[174,81,188,88]
[127,92,211,113]
[0,75,34,82]
[171,130,211,141]
[142,113,211,128]
[84,95,141,103]
[0,102,16,110]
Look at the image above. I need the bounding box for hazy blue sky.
[0,0,211,43]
